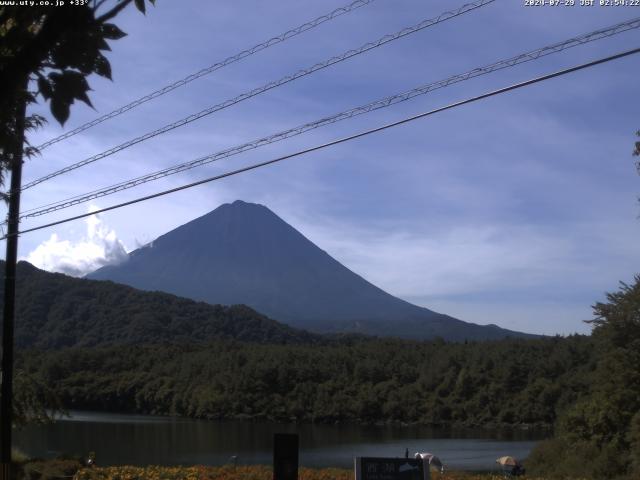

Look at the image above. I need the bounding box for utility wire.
[5,46,638,241]
[18,16,640,220]
[21,0,495,191]
[34,0,376,151]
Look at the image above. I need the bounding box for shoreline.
[58,408,554,432]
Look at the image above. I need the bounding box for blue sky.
[3,0,640,335]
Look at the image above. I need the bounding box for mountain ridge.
[88,200,536,340]
[1,260,322,349]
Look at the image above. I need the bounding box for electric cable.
[5,46,638,240]
[34,0,377,151]
[21,0,495,191]
[18,17,640,220]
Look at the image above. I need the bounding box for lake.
[15,411,547,471]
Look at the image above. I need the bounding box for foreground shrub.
[21,457,83,480]
[73,464,562,480]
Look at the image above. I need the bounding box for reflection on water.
[15,411,547,470]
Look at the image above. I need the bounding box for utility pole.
[1,80,27,480]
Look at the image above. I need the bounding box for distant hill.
[0,261,320,349]
[88,200,535,341]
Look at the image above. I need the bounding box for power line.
[18,16,640,220]
[6,46,639,241]
[34,0,376,152]
[21,0,495,191]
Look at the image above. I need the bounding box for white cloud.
[23,206,128,277]
[295,220,571,297]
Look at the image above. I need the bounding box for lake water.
[15,411,547,471]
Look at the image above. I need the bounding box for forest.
[526,276,640,479]
[2,261,322,348]
[4,264,640,478]
[17,335,592,427]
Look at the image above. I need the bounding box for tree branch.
[93,0,109,11]
[96,0,134,23]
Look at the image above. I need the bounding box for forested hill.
[19,335,594,427]
[0,261,321,348]
[5,259,597,431]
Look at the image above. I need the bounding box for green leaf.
[102,23,127,40]
[37,77,53,100]
[24,114,46,131]
[76,89,93,108]
[24,146,40,159]
[134,0,146,14]
[48,71,94,120]
[50,97,70,126]
[97,37,111,51]
[94,54,112,80]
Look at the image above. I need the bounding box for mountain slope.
[89,200,534,340]
[0,261,320,349]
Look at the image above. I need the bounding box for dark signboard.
[355,457,425,480]
[273,433,298,480]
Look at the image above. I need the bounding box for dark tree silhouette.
[0,0,155,436]
[0,0,155,190]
